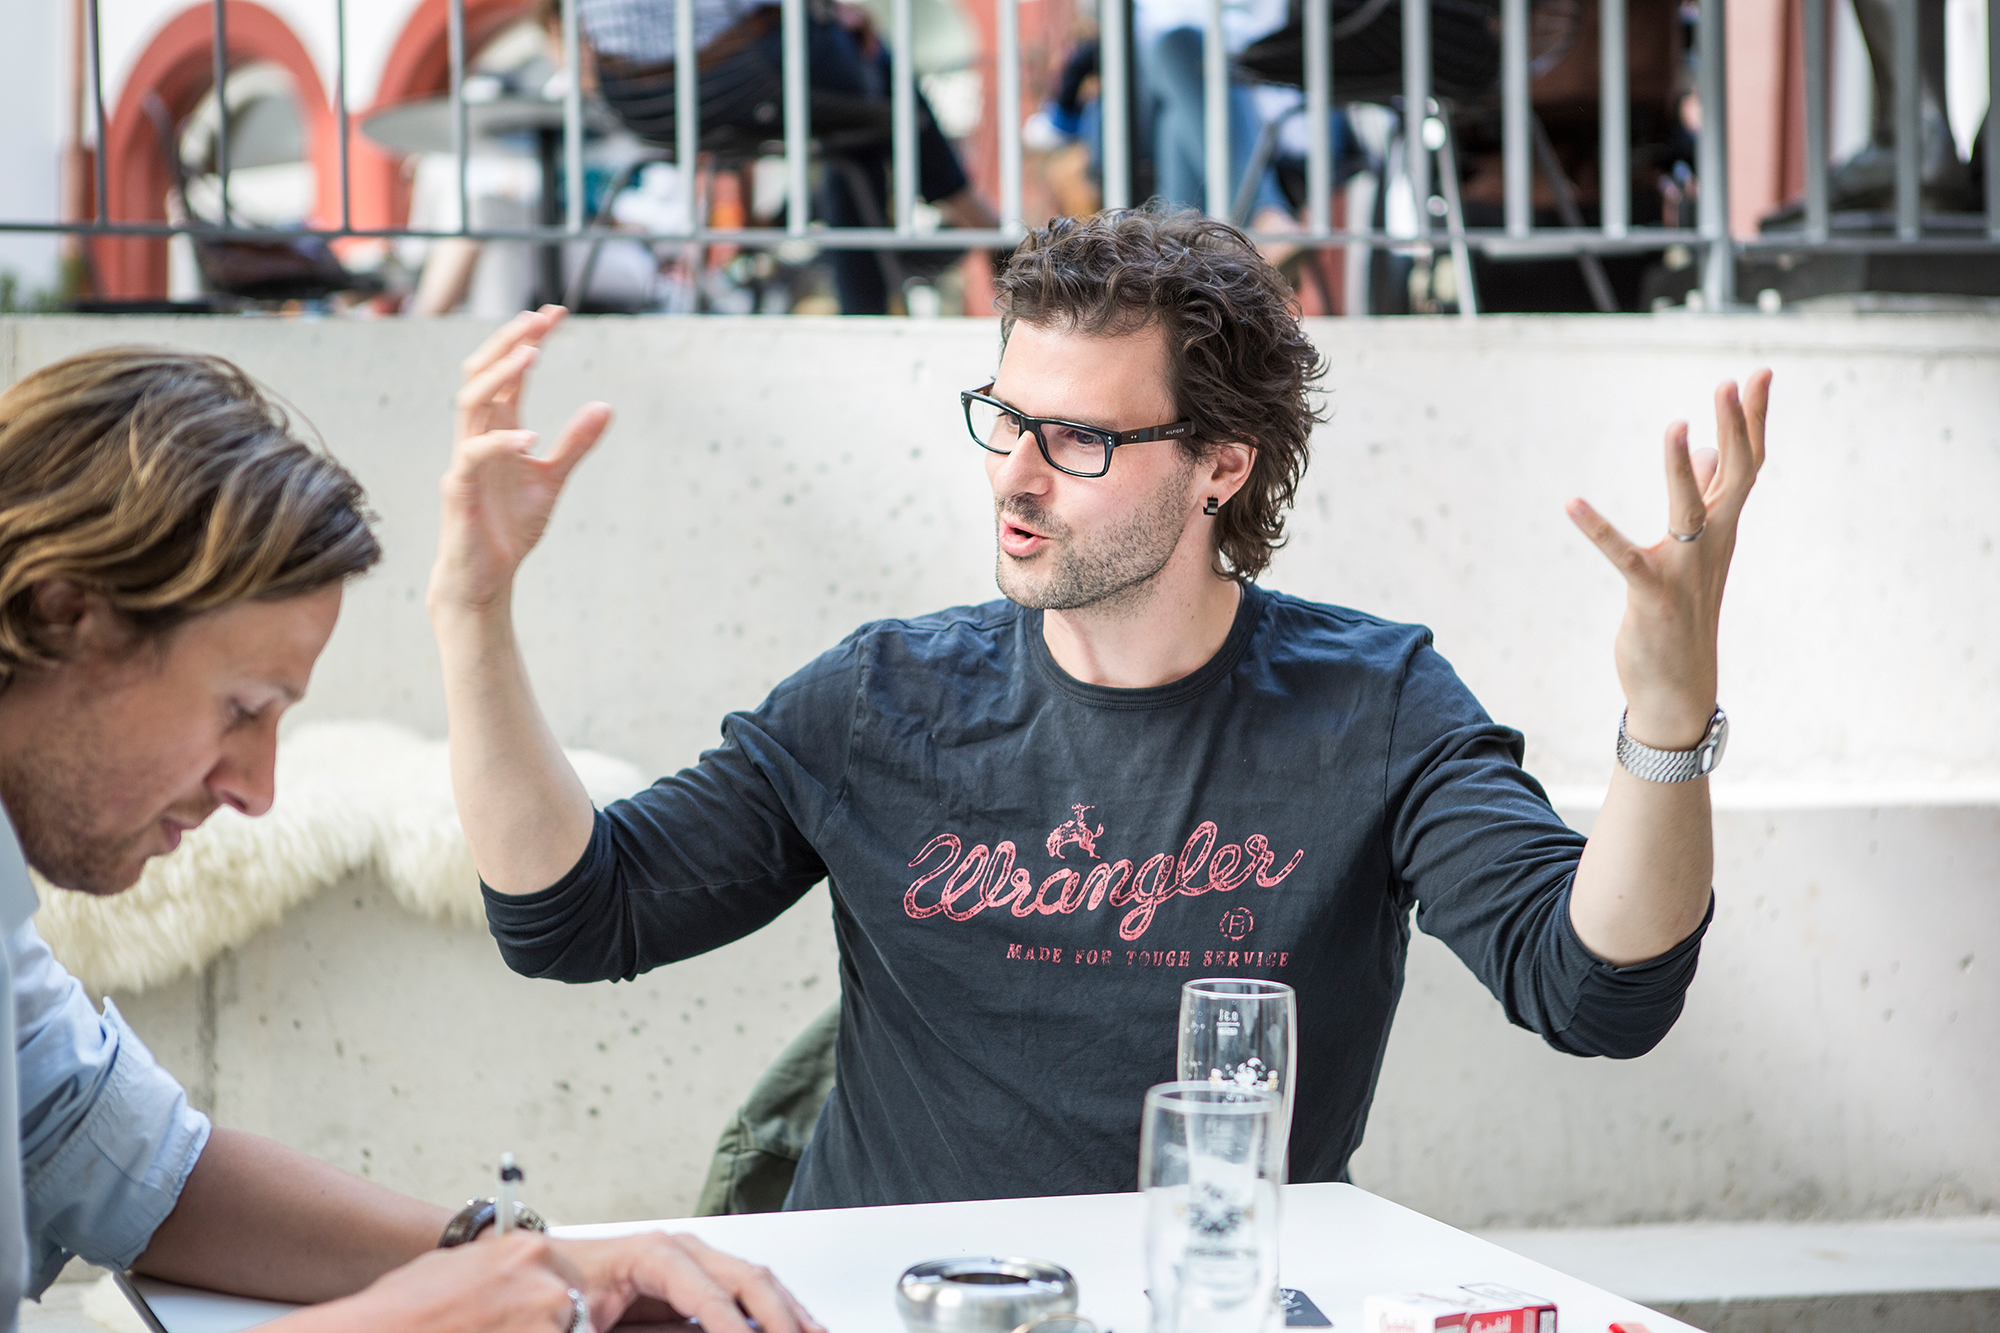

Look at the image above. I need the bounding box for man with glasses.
[433,207,1768,1208]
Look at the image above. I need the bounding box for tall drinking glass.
[1177,979,1297,1180]
[1140,1082,1281,1333]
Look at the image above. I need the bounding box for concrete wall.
[1,313,1995,1229]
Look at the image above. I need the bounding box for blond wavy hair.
[0,347,380,687]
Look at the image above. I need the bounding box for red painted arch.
[94,1,333,299]
[349,0,535,235]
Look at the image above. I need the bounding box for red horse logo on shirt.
[1046,805,1104,860]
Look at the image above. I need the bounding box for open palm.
[1566,370,1770,745]
[430,307,612,613]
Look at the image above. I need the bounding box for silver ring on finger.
[1668,520,1706,542]
[566,1288,595,1333]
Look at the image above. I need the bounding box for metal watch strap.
[438,1197,549,1247]
[1616,706,1727,783]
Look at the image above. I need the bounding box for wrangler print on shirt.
[902,807,1305,944]
[483,588,1675,1208]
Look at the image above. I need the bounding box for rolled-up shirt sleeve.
[485,640,858,984]
[12,923,210,1295]
[1386,641,1709,1059]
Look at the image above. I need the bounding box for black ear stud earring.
[1203,497,1220,516]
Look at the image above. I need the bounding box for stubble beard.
[0,726,174,897]
[994,454,1198,615]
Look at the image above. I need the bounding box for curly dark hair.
[993,206,1326,581]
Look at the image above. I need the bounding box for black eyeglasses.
[960,382,1195,479]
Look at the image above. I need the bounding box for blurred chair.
[560,128,937,313]
[589,2,987,314]
[1236,0,1506,103]
[143,94,382,306]
[695,1003,840,1215]
[1234,0,1633,313]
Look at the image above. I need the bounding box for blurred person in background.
[1136,0,1300,243]
[1819,0,1982,214]
[406,7,669,316]
[570,0,1000,312]
[1024,36,1106,218]
[1027,5,1303,254]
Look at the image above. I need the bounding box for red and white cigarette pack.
[1362,1284,1557,1333]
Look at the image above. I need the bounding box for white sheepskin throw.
[32,720,648,995]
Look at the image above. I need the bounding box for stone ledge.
[1477,1218,2000,1332]
[1651,1288,2000,1333]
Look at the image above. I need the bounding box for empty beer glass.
[1141,1082,1281,1333]
[1177,979,1297,1180]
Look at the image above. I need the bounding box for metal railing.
[9,0,2000,313]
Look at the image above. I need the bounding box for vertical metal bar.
[1403,0,1430,232]
[1892,0,1920,239]
[998,0,1023,231]
[335,0,351,230]
[212,0,231,224]
[1696,0,1731,307]
[1100,0,1131,208]
[1304,0,1331,236]
[1803,0,1827,242]
[87,0,106,224]
[893,0,917,233]
[562,0,584,234]
[1204,0,1229,217]
[448,0,468,235]
[1435,112,1477,316]
[535,129,562,300]
[1599,0,1627,236]
[1502,0,1528,234]
[1344,166,1372,316]
[1533,112,1618,309]
[1989,0,1999,240]
[64,0,83,245]
[784,0,809,236]
[676,0,698,233]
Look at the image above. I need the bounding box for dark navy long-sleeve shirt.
[485,583,1707,1209]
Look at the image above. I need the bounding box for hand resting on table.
[262,1230,821,1333]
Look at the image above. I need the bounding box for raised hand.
[1566,370,1771,750]
[557,1232,825,1333]
[430,306,612,616]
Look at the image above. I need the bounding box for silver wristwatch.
[1616,706,1728,782]
[438,1197,548,1247]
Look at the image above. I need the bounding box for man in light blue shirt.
[0,348,819,1333]
[7,870,208,1304]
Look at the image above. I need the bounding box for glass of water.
[1177,979,1297,1180]
[1141,1082,1282,1333]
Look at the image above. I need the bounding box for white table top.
[556,1183,1698,1333]
[122,1184,1695,1333]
